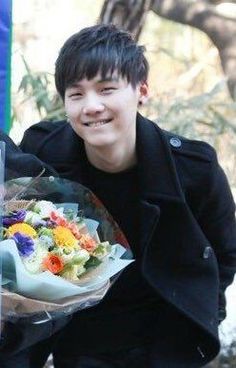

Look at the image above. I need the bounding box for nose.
[82,94,105,115]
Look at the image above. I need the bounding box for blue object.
[0,0,12,132]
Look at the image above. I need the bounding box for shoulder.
[159,127,220,196]
[22,119,67,138]
[159,128,226,217]
[20,120,67,154]
[153,123,221,210]
[161,128,217,164]
[139,114,217,164]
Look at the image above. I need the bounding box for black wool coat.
[0,130,57,179]
[18,113,236,367]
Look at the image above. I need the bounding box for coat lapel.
[136,114,186,251]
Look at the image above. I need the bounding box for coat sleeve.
[19,120,64,156]
[0,316,71,356]
[197,156,236,322]
[0,129,57,180]
[19,122,48,154]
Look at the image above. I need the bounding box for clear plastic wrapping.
[0,176,133,324]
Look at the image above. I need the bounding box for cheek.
[65,102,81,119]
[121,93,139,110]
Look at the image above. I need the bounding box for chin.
[87,140,115,148]
[85,135,117,148]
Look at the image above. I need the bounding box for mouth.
[82,119,112,127]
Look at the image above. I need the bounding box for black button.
[218,308,226,323]
[170,137,181,148]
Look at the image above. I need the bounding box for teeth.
[84,120,110,127]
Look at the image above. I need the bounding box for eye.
[72,93,82,97]
[68,90,82,97]
[101,87,117,94]
[68,92,83,99]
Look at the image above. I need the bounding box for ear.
[138,82,149,106]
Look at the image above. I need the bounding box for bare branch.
[151,0,236,98]
[99,0,236,98]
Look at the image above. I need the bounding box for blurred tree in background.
[100,0,236,100]
[11,0,236,193]
[11,0,236,188]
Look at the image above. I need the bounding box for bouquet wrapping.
[0,176,133,323]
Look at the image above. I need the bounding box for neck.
[85,140,137,173]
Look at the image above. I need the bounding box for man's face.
[64,73,148,150]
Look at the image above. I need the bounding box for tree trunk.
[151,0,236,99]
[99,0,236,99]
[99,0,154,40]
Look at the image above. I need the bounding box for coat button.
[203,246,212,259]
[170,137,181,148]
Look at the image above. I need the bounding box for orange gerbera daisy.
[43,254,64,274]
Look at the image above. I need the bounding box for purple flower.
[12,232,35,257]
[3,210,26,227]
[46,220,57,228]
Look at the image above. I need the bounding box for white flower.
[22,240,48,274]
[60,264,86,280]
[93,241,111,259]
[25,211,46,226]
[39,235,54,249]
[52,247,89,265]
[33,200,57,218]
[72,249,90,265]
[52,247,76,263]
[76,264,86,276]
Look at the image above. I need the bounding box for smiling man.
[8,24,236,367]
[64,74,147,173]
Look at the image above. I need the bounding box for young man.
[6,24,236,367]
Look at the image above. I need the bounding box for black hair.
[55,24,149,99]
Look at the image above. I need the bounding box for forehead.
[67,71,125,88]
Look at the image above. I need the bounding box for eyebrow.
[96,77,119,83]
[69,77,119,89]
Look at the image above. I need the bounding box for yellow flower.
[7,223,37,238]
[53,226,78,248]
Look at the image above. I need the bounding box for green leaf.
[84,256,101,270]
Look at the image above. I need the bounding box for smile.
[83,119,112,127]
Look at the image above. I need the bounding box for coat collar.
[48,115,185,204]
[135,114,186,251]
[136,113,185,203]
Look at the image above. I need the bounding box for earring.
[138,100,143,106]
[65,114,70,122]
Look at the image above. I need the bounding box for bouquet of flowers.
[0,176,133,323]
[2,199,111,281]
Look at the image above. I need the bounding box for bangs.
[66,46,123,87]
[55,25,149,98]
